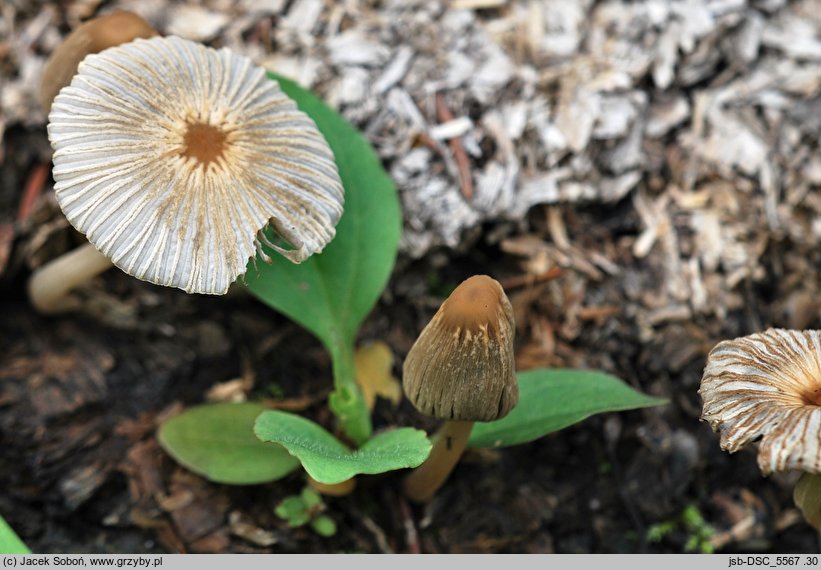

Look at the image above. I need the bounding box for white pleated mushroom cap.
[47,35,344,295]
[700,328,821,475]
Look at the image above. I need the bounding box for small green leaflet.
[255,410,431,484]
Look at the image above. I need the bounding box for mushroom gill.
[47,36,344,295]
[700,328,821,475]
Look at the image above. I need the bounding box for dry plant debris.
[2,0,818,320]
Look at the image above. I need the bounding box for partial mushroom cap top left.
[39,10,158,112]
[700,328,821,475]
[47,35,344,295]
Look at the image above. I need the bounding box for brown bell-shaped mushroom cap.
[700,328,821,475]
[47,36,344,295]
[403,275,517,422]
[39,11,157,112]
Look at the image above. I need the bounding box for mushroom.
[39,11,157,112]
[401,275,517,503]
[700,328,821,528]
[307,475,357,497]
[29,35,344,313]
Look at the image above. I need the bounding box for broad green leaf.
[469,369,667,448]
[244,74,401,444]
[0,516,29,554]
[255,411,431,484]
[158,402,300,485]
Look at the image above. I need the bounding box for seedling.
[646,505,715,553]
[275,488,337,538]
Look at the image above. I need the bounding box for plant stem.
[328,343,372,446]
[794,472,821,531]
[402,420,473,503]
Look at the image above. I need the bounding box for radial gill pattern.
[700,328,821,474]
[47,35,343,295]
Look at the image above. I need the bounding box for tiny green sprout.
[646,505,715,553]
[646,520,677,544]
[681,505,715,553]
[275,488,337,537]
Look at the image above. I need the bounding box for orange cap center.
[441,275,506,335]
[180,122,228,167]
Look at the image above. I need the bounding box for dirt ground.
[2,0,821,554]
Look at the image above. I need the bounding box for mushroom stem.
[794,472,821,531]
[402,420,474,503]
[307,475,357,497]
[28,242,113,314]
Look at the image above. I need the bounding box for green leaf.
[158,402,300,485]
[255,411,431,484]
[244,74,402,444]
[246,73,401,346]
[0,516,29,554]
[287,511,311,528]
[300,488,322,509]
[311,515,337,537]
[468,369,668,448]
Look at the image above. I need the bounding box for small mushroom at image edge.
[402,274,517,503]
[699,328,821,529]
[29,34,344,313]
[39,11,157,113]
